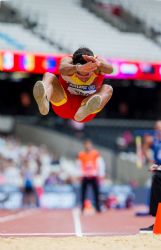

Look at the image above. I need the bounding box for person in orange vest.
[77,139,104,212]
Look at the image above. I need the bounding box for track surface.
[0,207,153,237]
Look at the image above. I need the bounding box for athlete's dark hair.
[73,47,94,65]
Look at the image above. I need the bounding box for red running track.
[0,207,154,237]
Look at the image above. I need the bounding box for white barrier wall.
[0,116,15,133]
[15,122,113,174]
[15,122,149,184]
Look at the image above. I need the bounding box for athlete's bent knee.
[43,72,56,82]
[103,84,113,96]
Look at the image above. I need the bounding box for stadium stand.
[7,0,161,61]
[82,0,142,33]
[0,23,60,53]
[93,0,161,31]
[0,0,160,193]
[117,0,161,34]
[93,0,161,46]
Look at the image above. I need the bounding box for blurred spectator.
[4,158,21,186]
[50,153,60,165]
[126,193,134,209]
[44,171,62,186]
[0,134,85,208]
[0,157,6,185]
[77,139,105,213]
[21,159,37,208]
[19,92,33,115]
[20,92,31,107]
[116,130,134,151]
[118,101,129,118]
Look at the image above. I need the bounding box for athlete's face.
[155,121,161,138]
[76,71,93,82]
[84,140,93,152]
[155,121,161,131]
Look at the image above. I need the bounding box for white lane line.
[0,232,136,237]
[84,232,136,236]
[72,208,83,237]
[0,209,37,223]
[0,233,76,237]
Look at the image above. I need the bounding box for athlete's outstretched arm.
[142,135,153,163]
[59,57,77,76]
[96,57,113,74]
[142,135,161,171]
[83,55,113,74]
[59,56,97,76]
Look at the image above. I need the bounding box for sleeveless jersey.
[78,149,100,177]
[61,73,104,97]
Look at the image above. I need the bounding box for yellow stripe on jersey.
[50,84,67,106]
[70,73,96,86]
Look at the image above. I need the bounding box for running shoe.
[139,224,154,234]
[74,94,101,122]
[33,81,49,115]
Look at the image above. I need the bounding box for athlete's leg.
[81,177,89,211]
[74,84,113,121]
[42,73,66,104]
[91,177,101,212]
[96,84,113,109]
[33,73,67,115]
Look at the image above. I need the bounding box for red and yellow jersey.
[60,73,104,97]
[78,149,100,177]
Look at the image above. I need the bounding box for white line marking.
[0,209,37,223]
[84,232,136,236]
[0,232,136,237]
[0,233,76,237]
[72,208,83,237]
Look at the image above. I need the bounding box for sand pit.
[0,235,161,250]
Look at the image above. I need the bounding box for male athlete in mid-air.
[33,47,113,122]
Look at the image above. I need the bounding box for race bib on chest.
[67,83,97,96]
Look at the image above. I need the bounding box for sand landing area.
[0,235,161,250]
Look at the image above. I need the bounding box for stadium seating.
[0,22,60,53]
[8,0,161,61]
[96,0,161,34]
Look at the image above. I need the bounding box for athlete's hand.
[83,55,96,63]
[148,164,158,172]
[77,61,97,74]
[83,55,101,68]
